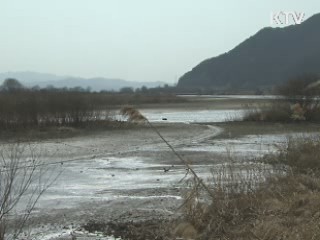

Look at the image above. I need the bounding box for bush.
[278,74,320,122]
[243,103,292,122]
[0,144,59,239]
[273,137,320,175]
[242,75,320,122]
[175,136,320,240]
[0,91,111,129]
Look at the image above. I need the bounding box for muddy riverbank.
[6,118,319,239]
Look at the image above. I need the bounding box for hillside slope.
[178,13,320,90]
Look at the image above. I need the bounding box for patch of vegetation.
[0,91,112,129]
[242,102,292,122]
[265,137,320,175]
[0,79,186,130]
[176,137,320,240]
[242,75,320,123]
[83,220,172,240]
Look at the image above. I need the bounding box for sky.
[1,0,320,83]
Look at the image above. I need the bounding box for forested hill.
[178,13,320,91]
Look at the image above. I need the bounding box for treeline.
[0,91,111,128]
[0,78,179,94]
[0,79,185,129]
[121,85,266,95]
[0,77,267,95]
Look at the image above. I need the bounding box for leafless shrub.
[176,136,320,240]
[265,136,320,175]
[178,159,274,239]
[0,143,60,239]
[0,91,185,130]
[241,75,320,122]
[278,75,320,122]
[0,92,113,129]
[242,102,292,122]
[276,74,320,102]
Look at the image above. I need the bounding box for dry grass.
[173,137,320,240]
[120,106,147,123]
[265,136,320,175]
[242,102,292,122]
[180,174,320,240]
[242,101,320,123]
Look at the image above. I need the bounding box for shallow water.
[140,109,244,123]
[37,156,208,209]
[114,108,245,123]
[178,94,282,100]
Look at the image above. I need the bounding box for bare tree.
[0,143,59,239]
[277,74,320,121]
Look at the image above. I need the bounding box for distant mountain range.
[178,13,320,91]
[0,72,165,91]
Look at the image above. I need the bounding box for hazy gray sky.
[1,0,319,83]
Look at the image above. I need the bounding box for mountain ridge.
[178,13,320,90]
[0,71,165,91]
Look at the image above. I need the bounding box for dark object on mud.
[162,118,168,121]
[163,167,170,173]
